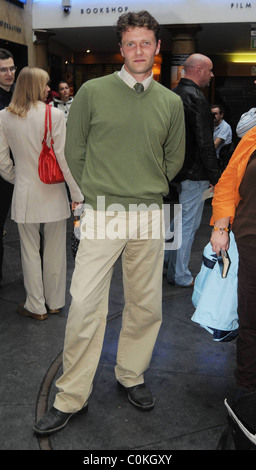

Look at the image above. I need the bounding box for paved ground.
[0,201,237,456]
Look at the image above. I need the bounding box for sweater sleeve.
[64,84,89,191]
[51,107,84,202]
[164,96,185,182]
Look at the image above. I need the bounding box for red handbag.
[38,104,64,184]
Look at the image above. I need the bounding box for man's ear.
[119,43,124,58]
[155,39,161,55]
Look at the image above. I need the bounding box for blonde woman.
[0,67,83,320]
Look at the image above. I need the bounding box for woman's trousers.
[17,220,67,315]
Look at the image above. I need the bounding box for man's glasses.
[0,66,17,74]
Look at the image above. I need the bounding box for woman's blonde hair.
[7,66,49,117]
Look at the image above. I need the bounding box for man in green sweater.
[33,10,185,436]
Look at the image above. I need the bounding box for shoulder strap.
[43,104,54,143]
[43,105,48,142]
[48,104,52,136]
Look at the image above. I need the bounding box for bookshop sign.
[80,6,129,15]
[33,1,256,29]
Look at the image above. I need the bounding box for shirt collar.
[118,65,153,90]
[214,122,221,131]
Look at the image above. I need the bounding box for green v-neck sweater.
[65,72,185,210]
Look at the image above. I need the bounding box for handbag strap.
[43,104,54,144]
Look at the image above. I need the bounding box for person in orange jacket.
[210,126,256,444]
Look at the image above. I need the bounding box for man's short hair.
[0,48,14,61]
[211,104,224,115]
[116,10,160,44]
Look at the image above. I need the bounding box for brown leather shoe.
[46,304,62,314]
[17,303,48,321]
[48,308,61,314]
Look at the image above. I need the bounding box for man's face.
[0,57,16,91]
[211,107,223,126]
[120,27,161,81]
[198,59,214,88]
[58,82,70,101]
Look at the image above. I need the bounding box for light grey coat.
[0,101,83,223]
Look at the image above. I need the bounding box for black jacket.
[173,78,220,185]
[0,85,14,111]
[0,85,15,173]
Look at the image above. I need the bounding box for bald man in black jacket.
[164,54,220,287]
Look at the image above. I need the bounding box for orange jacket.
[211,127,256,225]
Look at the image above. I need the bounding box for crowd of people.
[1,9,256,447]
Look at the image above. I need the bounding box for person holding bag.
[191,230,239,342]
[0,67,83,320]
[210,126,256,445]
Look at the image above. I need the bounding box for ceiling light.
[230,53,256,63]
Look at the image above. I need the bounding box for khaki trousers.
[54,210,164,413]
[17,220,67,315]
